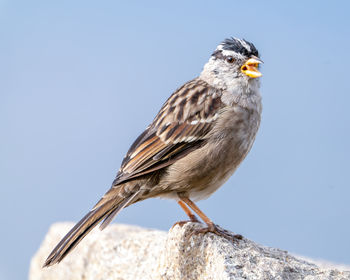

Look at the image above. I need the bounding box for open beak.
[241,57,263,78]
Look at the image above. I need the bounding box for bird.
[43,37,263,267]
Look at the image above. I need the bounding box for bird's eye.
[226,56,234,63]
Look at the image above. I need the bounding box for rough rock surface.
[30,222,350,280]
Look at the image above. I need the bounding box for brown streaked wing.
[113,78,224,186]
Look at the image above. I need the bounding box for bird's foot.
[190,223,243,242]
[172,215,201,228]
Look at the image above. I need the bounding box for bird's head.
[200,38,262,89]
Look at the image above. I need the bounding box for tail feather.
[43,200,115,267]
[43,190,140,267]
[99,191,139,230]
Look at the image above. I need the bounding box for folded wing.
[114,78,224,185]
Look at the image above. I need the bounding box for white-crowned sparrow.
[44,37,263,267]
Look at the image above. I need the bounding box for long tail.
[43,191,139,267]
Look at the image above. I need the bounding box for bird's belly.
[183,137,251,201]
[158,130,256,201]
[156,105,261,201]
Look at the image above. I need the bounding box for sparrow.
[43,37,263,267]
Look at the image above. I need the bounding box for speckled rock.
[30,222,350,280]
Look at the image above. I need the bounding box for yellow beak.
[241,57,263,78]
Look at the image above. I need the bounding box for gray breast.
[203,104,261,184]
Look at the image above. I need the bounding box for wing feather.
[113,78,224,185]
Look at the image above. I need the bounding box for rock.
[30,222,350,280]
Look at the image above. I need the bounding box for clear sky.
[1,1,350,279]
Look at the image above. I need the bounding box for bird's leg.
[179,196,243,241]
[172,200,201,228]
[178,200,200,222]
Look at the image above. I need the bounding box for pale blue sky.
[1,1,350,279]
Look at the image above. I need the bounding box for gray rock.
[30,222,350,280]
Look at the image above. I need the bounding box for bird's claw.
[172,216,201,229]
[189,223,243,242]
